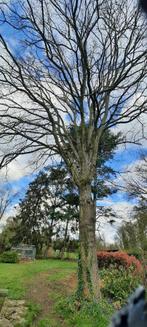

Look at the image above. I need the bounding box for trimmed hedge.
[97,251,142,272]
[0,251,19,263]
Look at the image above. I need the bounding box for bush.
[0,251,19,263]
[127,249,142,260]
[97,251,142,272]
[100,267,142,305]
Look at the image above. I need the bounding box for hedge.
[0,251,19,263]
[97,251,142,272]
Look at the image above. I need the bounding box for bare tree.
[126,154,147,201]
[0,184,17,221]
[0,188,10,220]
[0,0,147,300]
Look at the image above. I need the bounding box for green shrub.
[100,267,142,305]
[56,296,113,327]
[0,251,19,263]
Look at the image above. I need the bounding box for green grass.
[0,259,112,327]
[0,259,76,299]
[22,302,41,327]
[37,318,58,327]
[56,297,113,327]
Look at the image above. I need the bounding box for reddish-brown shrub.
[97,251,142,272]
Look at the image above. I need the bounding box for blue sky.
[2,143,146,214]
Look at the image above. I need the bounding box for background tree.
[0,0,147,300]
[45,164,79,257]
[134,200,147,251]
[0,185,17,221]
[0,217,18,253]
[125,153,147,201]
[11,170,68,255]
[116,198,147,252]
[116,154,147,252]
[116,220,138,250]
[0,188,11,220]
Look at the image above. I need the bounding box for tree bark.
[78,183,101,301]
[60,218,69,259]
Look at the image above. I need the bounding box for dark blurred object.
[109,286,147,327]
[139,0,147,13]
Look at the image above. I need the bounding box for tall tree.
[0,0,147,300]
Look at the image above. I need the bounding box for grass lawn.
[0,259,113,327]
[0,259,76,299]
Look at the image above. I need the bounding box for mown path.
[0,260,77,327]
[26,269,77,326]
[0,260,112,327]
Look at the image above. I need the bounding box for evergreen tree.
[12,172,64,254]
[8,130,119,254]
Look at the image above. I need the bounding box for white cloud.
[113,110,147,150]
[112,155,147,200]
[97,200,134,244]
[0,156,33,182]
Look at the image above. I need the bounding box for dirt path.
[25,269,77,326]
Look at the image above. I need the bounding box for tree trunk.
[60,218,69,259]
[78,183,101,301]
